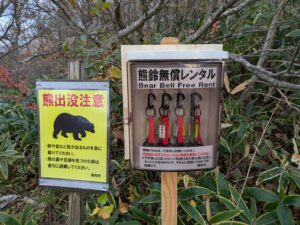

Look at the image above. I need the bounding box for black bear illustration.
[53,113,95,141]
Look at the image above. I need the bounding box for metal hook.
[161,92,172,109]
[191,92,202,107]
[175,91,186,117]
[176,91,185,108]
[190,92,202,116]
[159,92,172,116]
[145,92,156,117]
[147,92,156,109]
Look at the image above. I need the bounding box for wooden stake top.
[160,37,179,45]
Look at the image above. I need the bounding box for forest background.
[0,0,300,224]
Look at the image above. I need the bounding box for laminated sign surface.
[36,81,109,191]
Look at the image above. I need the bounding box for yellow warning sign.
[38,89,108,183]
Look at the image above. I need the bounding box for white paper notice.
[139,145,214,171]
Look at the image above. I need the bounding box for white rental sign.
[137,66,218,89]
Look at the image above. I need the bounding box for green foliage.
[0,204,38,225]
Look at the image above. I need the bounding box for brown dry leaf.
[224,71,231,93]
[230,79,251,95]
[292,138,299,154]
[108,66,121,80]
[221,123,232,129]
[97,205,114,220]
[244,143,250,158]
[291,153,300,164]
[119,202,129,214]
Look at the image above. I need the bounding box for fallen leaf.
[119,202,129,214]
[97,205,114,220]
[291,153,300,163]
[244,143,250,158]
[292,138,299,154]
[230,79,251,95]
[221,123,232,129]
[224,71,230,93]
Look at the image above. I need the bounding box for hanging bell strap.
[147,116,155,145]
[177,115,184,145]
[196,115,202,145]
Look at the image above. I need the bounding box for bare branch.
[50,0,85,32]
[287,41,300,73]
[219,0,259,19]
[114,0,125,30]
[184,0,238,43]
[117,0,166,39]
[0,33,39,59]
[277,88,300,112]
[257,0,288,67]
[229,53,300,90]
[20,51,58,65]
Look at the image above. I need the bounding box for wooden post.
[68,60,85,225]
[160,37,179,225]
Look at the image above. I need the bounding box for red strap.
[197,115,202,145]
[177,116,184,145]
[147,116,155,145]
[160,116,169,146]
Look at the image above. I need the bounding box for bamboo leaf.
[255,210,278,225]
[139,194,161,204]
[257,167,283,184]
[180,200,206,225]
[179,186,214,200]
[22,204,31,225]
[0,159,8,179]
[229,185,252,224]
[277,201,295,225]
[210,209,240,224]
[0,212,21,225]
[284,195,300,207]
[243,187,279,203]
[130,205,155,224]
[213,221,247,225]
[115,222,142,225]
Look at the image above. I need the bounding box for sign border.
[36,81,110,192]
